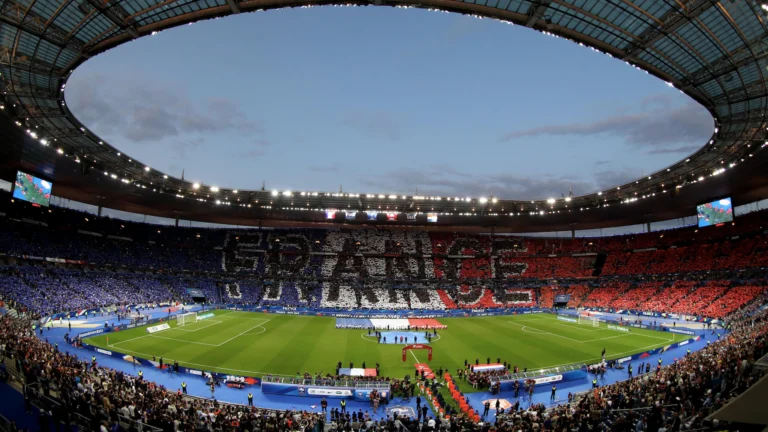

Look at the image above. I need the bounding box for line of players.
[368,328,439,344]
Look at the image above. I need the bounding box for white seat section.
[319,285,358,308]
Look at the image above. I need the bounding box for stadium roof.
[1,0,768,229]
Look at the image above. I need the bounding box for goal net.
[177,312,197,327]
[578,314,600,327]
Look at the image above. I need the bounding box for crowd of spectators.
[2,196,768,318]
[580,283,630,309]
[1,266,766,319]
[669,281,729,315]
[0,314,330,431]
[610,282,663,311]
[2,299,766,432]
[639,281,696,315]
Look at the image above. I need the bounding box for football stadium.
[2,0,768,431]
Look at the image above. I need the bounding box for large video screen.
[697,197,733,228]
[12,171,52,207]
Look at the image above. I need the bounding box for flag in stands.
[338,368,377,377]
[471,363,506,372]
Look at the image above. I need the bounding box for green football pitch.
[84,311,679,384]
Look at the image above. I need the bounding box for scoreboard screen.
[186,288,206,298]
[554,294,571,303]
[12,171,52,207]
[697,197,733,228]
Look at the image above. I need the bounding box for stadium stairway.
[0,382,77,431]
[591,252,608,277]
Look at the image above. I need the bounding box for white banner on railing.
[146,323,170,334]
[607,325,630,333]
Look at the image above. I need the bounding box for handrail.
[490,363,586,382]
[19,378,163,432]
[0,413,14,432]
[754,351,768,371]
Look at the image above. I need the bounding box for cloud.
[341,111,401,141]
[498,97,713,154]
[308,165,341,173]
[169,137,206,160]
[236,138,272,159]
[360,165,638,200]
[66,72,264,143]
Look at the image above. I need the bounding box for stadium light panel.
[192,183,200,189]
[546,198,555,204]
[211,186,219,192]
[271,190,279,196]
[144,166,150,172]
[479,197,488,204]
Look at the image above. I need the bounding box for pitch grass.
[85,311,679,389]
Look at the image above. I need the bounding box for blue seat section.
[335,318,373,328]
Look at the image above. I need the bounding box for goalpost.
[177,312,197,327]
[578,314,601,327]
